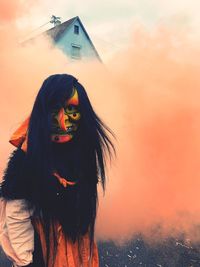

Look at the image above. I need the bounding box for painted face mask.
[51,88,81,143]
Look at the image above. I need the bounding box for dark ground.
[1,238,200,267]
[98,238,200,267]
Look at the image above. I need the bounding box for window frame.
[71,43,81,59]
[74,25,79,35]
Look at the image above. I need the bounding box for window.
[74,25,79,35]
[71,44,81,59]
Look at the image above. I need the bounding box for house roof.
[46,16,77,42]
[45,16,102,62]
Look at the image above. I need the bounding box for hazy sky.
[16,0,200,61]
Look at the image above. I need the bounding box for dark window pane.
[74,25,79,35]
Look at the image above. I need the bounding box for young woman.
[1,74,115,267]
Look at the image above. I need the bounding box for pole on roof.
[20,15,62,43]
[50,15,61,27]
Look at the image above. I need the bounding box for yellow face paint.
[51,88,81,143]
[67,88,79,106]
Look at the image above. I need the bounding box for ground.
[98,237,200,267]
[1,238,200,266]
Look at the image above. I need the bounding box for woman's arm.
[5,199,34,267]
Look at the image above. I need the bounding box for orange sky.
[1,1,200,244]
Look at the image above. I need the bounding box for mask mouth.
[53,125,77,135]
[52,134,72,143]
[66,126,74,133]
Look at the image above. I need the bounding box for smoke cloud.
[1,0,200,244]
[96,26,200,243]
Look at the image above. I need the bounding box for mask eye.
[65,104,81,120]
[66,105,78,114]
[68,112,81,121]
[67,105,73,111]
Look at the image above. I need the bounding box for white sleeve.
[5,199,34,266]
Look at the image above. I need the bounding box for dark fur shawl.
[1,147,97,241]
[1,148,30,200]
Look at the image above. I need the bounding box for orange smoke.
[96,26,200,243]
[0,0,36,22]
[1,1,200,243]
[0,0,21,21]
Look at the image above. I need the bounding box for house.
[45,16,102,62]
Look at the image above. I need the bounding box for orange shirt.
[34,218,99,267]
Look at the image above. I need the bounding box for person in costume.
[0,74,115,267]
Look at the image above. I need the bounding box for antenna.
[50,15,62,27]
[20,15,62,43]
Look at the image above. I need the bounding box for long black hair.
[20,74,115,262]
